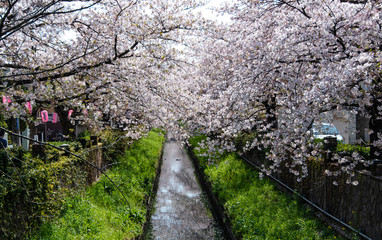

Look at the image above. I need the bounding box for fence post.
[87,139,103,185]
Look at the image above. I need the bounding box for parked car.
[312,123,344,142]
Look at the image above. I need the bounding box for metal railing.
[239,154,373,240]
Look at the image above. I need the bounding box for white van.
[312,123,344,142]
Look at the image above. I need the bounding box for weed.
[190,135,343,240]
[30,129,164,240]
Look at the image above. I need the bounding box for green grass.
[313,138,370,158]
[30,129,164,240]
[0,144,87,239]
[190,135,342,240]
[336,142,369,158]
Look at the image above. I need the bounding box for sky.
[196,0,233,23]
[61,0,234,42]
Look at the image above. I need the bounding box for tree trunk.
[369,103,382,160]
[263,95,277,129]
[369,79,382,159]
[55,105,76,139]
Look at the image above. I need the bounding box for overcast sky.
[196,0,233,23]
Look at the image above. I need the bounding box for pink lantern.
[68,110,73,119]
[25,102,32,114]
[41,110,49,123]
[3,96,11,104]
[52,113,58,123]
[83,109,88,116]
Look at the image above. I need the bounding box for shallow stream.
[149,140,224,240]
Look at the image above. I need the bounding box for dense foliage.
[177,0,382,182]
[0,113,6,128]
[0,0,380,198]
[31,129,164,240]
[100,128,136,164]
[1,0,380,238]
[189,135,343,239]
[0,0,205,138]
[0,143,87,239]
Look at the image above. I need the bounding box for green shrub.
[312,139,370,159]
[336,142,369,158]
[100,128,133,164]
[31,129,164,240]
[0,113,7,128]
[77,130,90,140]
[0,144,87,240]
[76,130,90,148]
[190,136,342,240]
[233,131,257,152]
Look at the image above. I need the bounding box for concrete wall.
[333,110,357,144]
[320,109,370,144]
[356,114,370,143]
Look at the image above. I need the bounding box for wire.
[0,126,132,210]
[239,154,372,240]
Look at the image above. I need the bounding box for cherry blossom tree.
[1,0,381,181]
[0,0,207,138]
[183,0,382,181]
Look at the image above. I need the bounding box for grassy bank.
[189,135,342,240]
[31,129,164,240]
[0,142,87,239]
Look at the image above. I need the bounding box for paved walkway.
[150,140,215,240]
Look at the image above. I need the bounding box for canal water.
[149,139,224,240]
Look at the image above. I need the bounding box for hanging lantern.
[52,113,58,123]
[25,102,32,114]
[3,96,11,104]
[41,110,49,123]
[83,108,88,117]
[68,109,73,119]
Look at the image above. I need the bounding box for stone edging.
[138,135,166,240]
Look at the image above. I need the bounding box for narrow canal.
[149,139,223,240]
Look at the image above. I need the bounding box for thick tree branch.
[0,41,139,90]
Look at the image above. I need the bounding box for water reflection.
[149,141,224,240]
